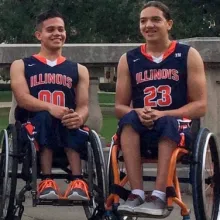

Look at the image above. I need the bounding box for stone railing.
[0,37,220,143]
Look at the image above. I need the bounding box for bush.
[99,83,116,92]
[0,84,11,91]
[0,67,10,82]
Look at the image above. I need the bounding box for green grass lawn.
[0,91,12,102]
[100,115,118,142]
[98,92,115,104]
[0,108,9,130]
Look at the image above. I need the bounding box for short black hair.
[36,10,64,30]
[141,1,172,21]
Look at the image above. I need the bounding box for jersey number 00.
[38,90,65,107]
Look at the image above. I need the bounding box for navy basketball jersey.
[127,41,190,111]
[15,55,79,122]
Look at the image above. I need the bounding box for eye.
[47,27,54,33]
[58,27,65,32]
[152,17,161,22]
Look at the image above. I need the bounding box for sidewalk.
[18,179,196,220]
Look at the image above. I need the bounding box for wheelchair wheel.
[191,128,220,220]
[83,130,107,219]
[0,125,19,220]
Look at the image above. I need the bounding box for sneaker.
[133,196,166,216]
[38,179,60,200]
[117,193,144,214]
[64,179,90,201]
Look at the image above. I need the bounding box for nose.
[145,19,154,28]
[53,29,61,36]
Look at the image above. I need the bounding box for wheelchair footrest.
[118,209,172,219]
[37,198,90,206]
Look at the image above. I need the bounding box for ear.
[167,19,173,31]
[35,31,42,41]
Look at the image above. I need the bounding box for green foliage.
[0,68,10,83]
[0,0,218,43]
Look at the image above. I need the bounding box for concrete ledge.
[0,102,11,108]
[0,37,219,65]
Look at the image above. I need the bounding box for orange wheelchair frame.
[104,125,220,220]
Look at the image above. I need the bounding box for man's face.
[35,17,66,50]
[139,7,173,43]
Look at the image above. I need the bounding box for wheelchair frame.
[105,126,220,220]
[0,123,107,220]
[0,120,220,220]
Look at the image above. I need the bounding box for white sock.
[152,190,166,202]
[131,189,145,201]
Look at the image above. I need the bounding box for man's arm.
[74,64,90,124]
[162,47,207,119]
[115,54,153,127]
[10,59,51,112]
[115,54,133,119]
[10,59,68,119]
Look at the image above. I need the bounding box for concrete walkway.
[18,179,197,220]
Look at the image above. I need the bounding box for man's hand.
[148,109,165,121]
[48,104,69,119]
[135,107,154,128]
[61,109,84,129]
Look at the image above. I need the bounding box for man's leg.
[120,125,143,191]
[65,148,81,175]
[118,111,146,213]
[63,129,90,201]
[64,148,90,200]
[156,138,177,192]
[30,111,60,200]
[134,116,180,215]
[40,148,53,175]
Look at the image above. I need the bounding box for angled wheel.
[191,128,220,220]
[0,125,19,220]
[83,130,107,219]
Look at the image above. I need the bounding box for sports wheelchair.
[104,119,220,220]
[0,122,107,220]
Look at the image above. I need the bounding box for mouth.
[51,38,62,42]
[145,30,157,36]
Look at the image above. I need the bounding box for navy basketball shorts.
[21,111,89,154]
[117,110,192,156]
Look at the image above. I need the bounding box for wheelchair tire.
[83,130,107,219]
[0,125,19,220]
[191,128,220,220]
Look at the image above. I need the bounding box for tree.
[0,0,218,44]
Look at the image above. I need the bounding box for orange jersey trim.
[140,41,177,61]
[32,54,66,65]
